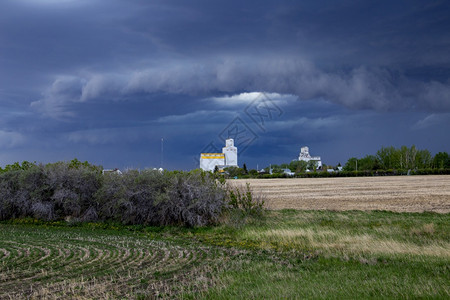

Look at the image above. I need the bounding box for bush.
[0,161,264,227]
[94,170,228,226]
[95,169,168,224]
[227,182,265,216]
[161,171,227,226]
[0,170,22,219]
[45,162,102,219]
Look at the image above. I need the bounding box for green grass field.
[1,210,449,299]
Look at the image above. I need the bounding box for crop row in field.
[1,209,449,299]
[0,225,234,298]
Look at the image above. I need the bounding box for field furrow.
[0,226,229,299]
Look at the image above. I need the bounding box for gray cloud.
[418,80,450,111]
[31,57,450,119]
[156,110,235,124]
[30,76,85,119]
[413,113,450,130]
[0,130,25,148]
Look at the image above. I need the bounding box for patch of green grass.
[0,210,448,298]
[193,256,449,299]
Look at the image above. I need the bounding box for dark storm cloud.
[3,0,449,113]
[0,0,449,168]
[30,58,450,119]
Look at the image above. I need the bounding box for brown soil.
[233,175,450,213]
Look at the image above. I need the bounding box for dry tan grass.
[242,228,450,257]
[234,175,450,213]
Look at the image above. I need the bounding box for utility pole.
[161,138,164,169]
[356,159,358,172]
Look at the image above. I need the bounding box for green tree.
[433,152,450,169]
[296,161,308,173]
[416,149,432,169]
[376,145,429,170]
[280,163,290,169]
[68,158,102,173]
[288,160,308,173]
[266,164,282,174]
[3,161,37,172]
[377,146,398,169]
[344,157,358,171]
[398,146,409,169]
[224,166,246,177]
[307,160,318,171]
[248,169,258,176]
[358,155,380,171]
[409,145,418,169]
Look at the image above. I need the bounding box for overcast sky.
[1,0,449,170]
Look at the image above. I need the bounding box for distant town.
[199,139,450,178]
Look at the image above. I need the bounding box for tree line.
[344,146,449,171]
[221,145,450,178]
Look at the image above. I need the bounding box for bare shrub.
[96,169,169,224]
[0,170,21,220]
[160,171,227,226]
[31,202,54,221]
[0,161,261,227]
[127,170,170,224]
[45,162,101,219]
[51,188,81,217]
[0,165,48,219]
[80,206,98,222]
[97,170,226,226]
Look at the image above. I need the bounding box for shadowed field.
[235,175,450,213]
[1,210,449,299]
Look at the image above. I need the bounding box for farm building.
[298,146,322,169]
[102,168,123,175]
[200,138,238,171]
[199,153,225,171]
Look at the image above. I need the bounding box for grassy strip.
[187,210,449,299]
[0,210,448,299]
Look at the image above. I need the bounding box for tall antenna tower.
[161,138,164,168]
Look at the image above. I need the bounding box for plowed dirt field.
[235,175,450,213]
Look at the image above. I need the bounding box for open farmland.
[1,210,449,299]
[236,175,450,213]
[0,175,449,298]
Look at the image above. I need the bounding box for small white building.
[298,146,322,169]
[282,168,295,176]
[102,168,123,175]
[200,139,238,171]
[199,153,225,172]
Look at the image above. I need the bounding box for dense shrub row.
[0,161,235,227]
